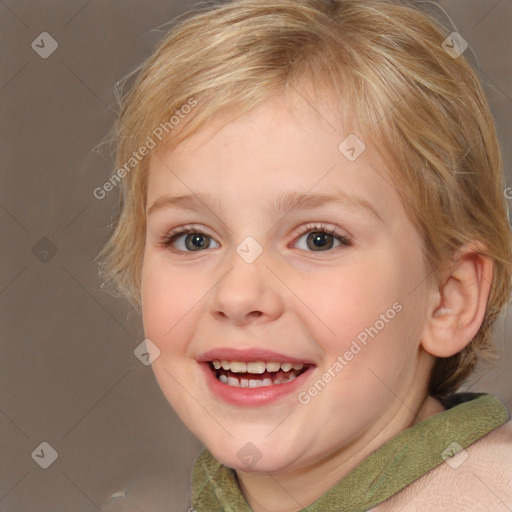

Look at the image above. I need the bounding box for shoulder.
[372,419,512,511]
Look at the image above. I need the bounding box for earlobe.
[421,245,494,358]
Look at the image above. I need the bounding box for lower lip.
[200,363,314,407]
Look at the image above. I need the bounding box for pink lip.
[197,348,316,407]
[197,348,314,365]
[199,362,314,407]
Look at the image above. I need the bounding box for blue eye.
[162,227,219,252]
[161,223,352,253]
[297,232,334,251]
[294,226,351,252]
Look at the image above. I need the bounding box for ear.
[420,243,494,358]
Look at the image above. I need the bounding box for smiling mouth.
[208,360,310,388]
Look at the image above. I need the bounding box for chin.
[219,452,292,474]
[203,437,301,474]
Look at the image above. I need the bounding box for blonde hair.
[96,0,512,399]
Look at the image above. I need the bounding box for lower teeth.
[218,372,298,387]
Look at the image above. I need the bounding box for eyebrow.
[146,190,382,222]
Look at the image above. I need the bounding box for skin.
[371,420,512,511]
[140,90,493,512]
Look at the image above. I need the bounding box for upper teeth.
[212,360,305,373]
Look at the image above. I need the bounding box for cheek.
[141,255,202,348]
[302,247,424,388]
[320,252,426,396]
[299,252,403,345]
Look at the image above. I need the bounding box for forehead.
[146,93,405,225]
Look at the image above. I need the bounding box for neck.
[236,393,445,512]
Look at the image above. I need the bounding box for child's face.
[141,92,437,474]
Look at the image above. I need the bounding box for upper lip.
[197,348,315,365]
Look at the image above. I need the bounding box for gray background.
[1,1,511,511]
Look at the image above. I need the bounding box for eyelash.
[159,223,352,253]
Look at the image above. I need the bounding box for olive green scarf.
[191,393,510,511]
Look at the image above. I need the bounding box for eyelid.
[289,222,352,244]
[163,223,213,238]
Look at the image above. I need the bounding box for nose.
[208,248,284,327]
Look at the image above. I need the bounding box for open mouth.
[208,360,310,388]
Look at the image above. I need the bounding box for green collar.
[191,393,510,511]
